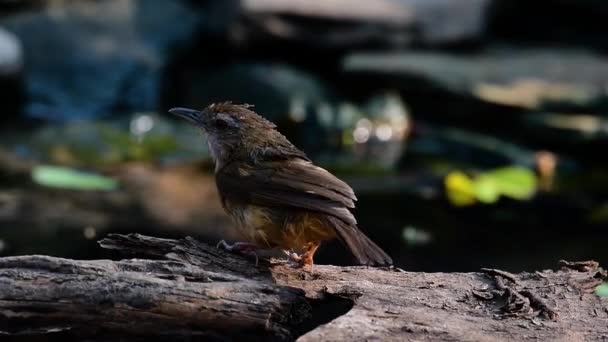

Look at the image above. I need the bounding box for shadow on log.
[0,234,606,341]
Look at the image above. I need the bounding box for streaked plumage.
[170,103,392,266]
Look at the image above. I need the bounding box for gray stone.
[239,0,492,47]
[1,0,202,120]
[343,47,608,111]
[0,26,24,119]
[0,27,22,75]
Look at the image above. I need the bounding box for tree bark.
[0,233,606,341]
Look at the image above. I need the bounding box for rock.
[408,124,541,169]
[343,47,608,112]
[0,27,21,75]
[523,113,608,147]
[178,63,331,120]
[1,0,203,121]
[238,0,492,48]
[0,27,24,119]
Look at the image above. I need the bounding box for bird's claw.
[216,239,230,250]
[216,240,260,266]
[283,250,314,272]
[284,250,302,262]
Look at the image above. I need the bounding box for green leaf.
[446,166,537,207]
[445,171,476,206]
[478,167,537,200]
[473,176,500,204]
[596,283,608,297]
[32,165,119,191]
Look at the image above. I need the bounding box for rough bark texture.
[0,234,606,341]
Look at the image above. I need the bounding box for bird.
[169,102,392,267]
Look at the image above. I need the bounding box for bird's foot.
[300,242,319,272]
[299,255,314,272]
[216,240,260,266]
[283,249,314,272]
[284,250,302,262]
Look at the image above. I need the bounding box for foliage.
[31,165,118,191]
[445,166,537,206]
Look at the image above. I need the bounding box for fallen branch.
[479,269,559,321]
[0,233,606,341]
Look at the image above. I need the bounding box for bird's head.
[170,102,279,168]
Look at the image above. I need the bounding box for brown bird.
[170,102,392,267]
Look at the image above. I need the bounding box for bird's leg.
[299,242,320,271]
[216,240,260,266]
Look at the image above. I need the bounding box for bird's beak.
[169,107,203,126]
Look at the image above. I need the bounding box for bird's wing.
[216,158,357,225]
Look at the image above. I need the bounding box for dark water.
[3,185,605,273]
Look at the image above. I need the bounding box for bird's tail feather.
[327,216,393,266]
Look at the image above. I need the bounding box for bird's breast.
[221,200,336,250]
[222,200,281,248]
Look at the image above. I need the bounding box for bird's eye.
[214,118,229,130]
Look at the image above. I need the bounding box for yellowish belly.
[223,201,335,250]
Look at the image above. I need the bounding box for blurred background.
[0,0,606,272]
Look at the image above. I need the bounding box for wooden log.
[0,233,606,341]
[0,236,309,340]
